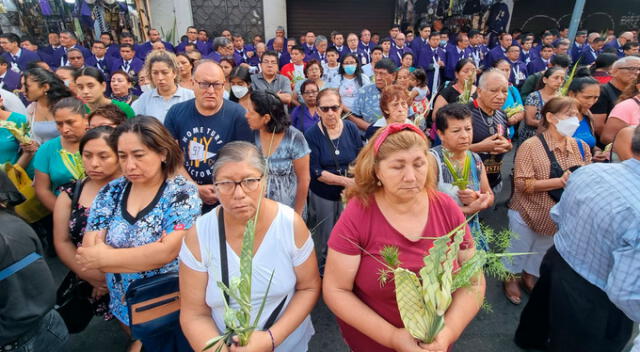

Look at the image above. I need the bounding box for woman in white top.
[132,50,195,123]
[327,53,370,112]
[179,141,320,352]
[23,68,73,144]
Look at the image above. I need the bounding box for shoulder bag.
[217,208,286,345]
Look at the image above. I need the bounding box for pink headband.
[373,123,427,155]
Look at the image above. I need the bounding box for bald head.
[192,60,225,114]
[273,36,284,51]
[193,59,224,78]
[588,32,601,43]
[620,32,634,45]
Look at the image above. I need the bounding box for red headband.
[373,123,427,155]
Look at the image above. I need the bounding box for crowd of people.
[0,18,639,352]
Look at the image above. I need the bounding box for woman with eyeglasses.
[290,80,320,133]
[364,85,413,140]
[304,88,363,271]
[244,90,311,216]
[293,60,326,105]
[179,141,321,352]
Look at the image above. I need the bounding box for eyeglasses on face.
[303,90,319,96]
[214,177,262,194]
[319,105,340,113]
[619,66,640,72]
[195,80,225,90]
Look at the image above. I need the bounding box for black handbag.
[55,271,95,334]
[125,271,181,340]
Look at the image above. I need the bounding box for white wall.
[263,0,287,38]
[505,0,514,32]
[148,0,194,45]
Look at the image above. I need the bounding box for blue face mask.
[344,64,357,75]
[440,40,447,46]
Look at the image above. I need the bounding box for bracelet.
[266,329,275,351]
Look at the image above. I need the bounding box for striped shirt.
[553,158,640,321]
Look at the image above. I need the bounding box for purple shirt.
[290,105,320,133]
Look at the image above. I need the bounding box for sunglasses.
[319,105,340,113]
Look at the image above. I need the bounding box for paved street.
[45,152,636,351]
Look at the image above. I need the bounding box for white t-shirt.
[292,64,306,83]
[1,89,27,115]
[179,204,315,352]
[322,64,340,84]
[331,74,371,110]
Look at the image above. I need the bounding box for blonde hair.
[346,128,437,205]
[143,50,181,88]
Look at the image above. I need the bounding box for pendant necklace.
[321,122,341,155]
[477,106,496,135]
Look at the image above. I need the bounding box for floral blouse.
[61,180,90,246]
[85,175,201,324]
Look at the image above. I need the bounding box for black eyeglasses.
[319,105,340,113]
[195,80,225,90]
[213,177,262,195]
[303,90,319,96]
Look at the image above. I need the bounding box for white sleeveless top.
[179,203,315,351]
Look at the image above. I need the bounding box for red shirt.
[592,71,612,84]
[328,192,473,351]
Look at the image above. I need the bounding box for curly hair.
[143,50,180,88]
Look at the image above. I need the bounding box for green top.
[33,136,82,194]
[396,66,416,73]
[0,112,35,178]
[85,99,136,119]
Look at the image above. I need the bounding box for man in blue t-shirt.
[164,60,252,211]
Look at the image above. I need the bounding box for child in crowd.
[409,69,429,123]
[322,47,341,84]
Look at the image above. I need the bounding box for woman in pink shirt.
[601,75,640,145]
[323,123,485,352]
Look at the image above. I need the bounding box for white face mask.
[555,116,580,137]
[140,84,151,93]
[231,85,249,99]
